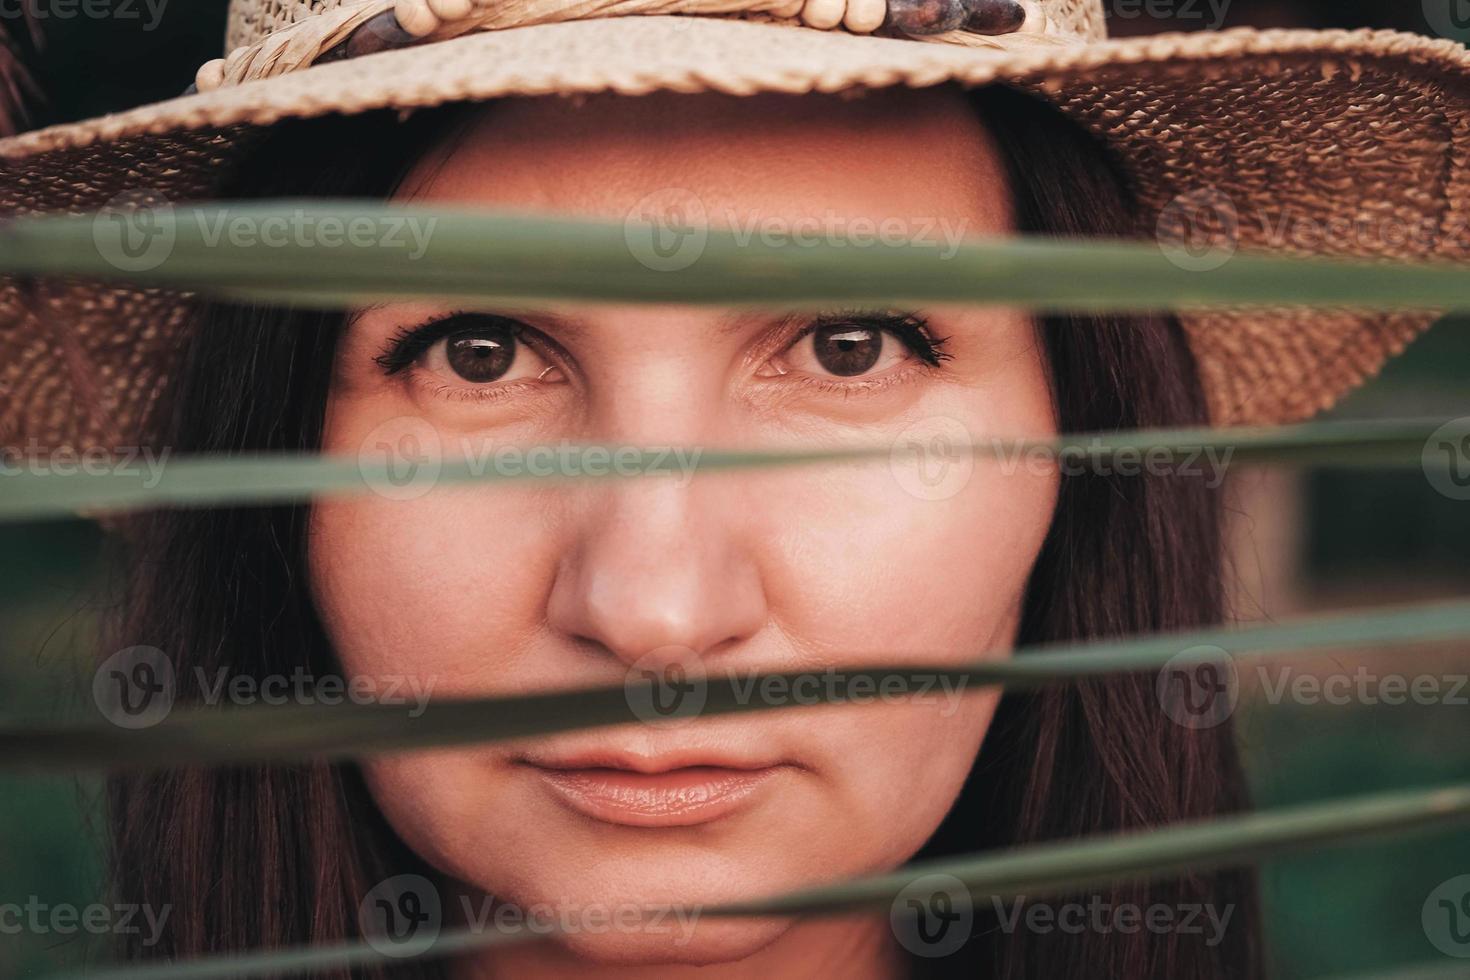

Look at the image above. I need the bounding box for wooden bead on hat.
[319,10,418,62]
[842,0,887,33]
[394,0,444,37]
[963,0,1025,34]
[882,0,966,34]
[390,0,1029,43]
[427,0,475,17]
[883,0,1024,33]
[190,0,1033,93]
[800,0,847,30]
[194,58,227,92]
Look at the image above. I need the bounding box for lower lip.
[529,765,783,828]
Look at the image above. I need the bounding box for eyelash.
[788,310,952,370]
[372,309,952,390]
[374,311,534,376]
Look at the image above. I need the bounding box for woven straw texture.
[3,4,1469,452]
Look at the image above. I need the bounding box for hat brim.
[3,17,1468,449]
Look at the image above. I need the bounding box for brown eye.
[812,325,883,377]
[445,325,516,383]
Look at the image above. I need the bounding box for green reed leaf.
[1331,965,1470,980]
[715,782,1470,915]
[3,202,1470,310]
[56,781,1470,980]
[0,418,1454,522]
[5,600,1469,773]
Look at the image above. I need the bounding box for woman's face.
[309,88,1058,967]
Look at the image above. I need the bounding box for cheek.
[308,486,559,685]
[756,458,1057,654]
[306,390,566,689]
[743,346,1057,862]
[740,464,1055,865]
[755,346,1060,658]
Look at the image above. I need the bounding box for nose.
[546,477,768,667]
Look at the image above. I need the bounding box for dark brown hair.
[107,84,1259,979]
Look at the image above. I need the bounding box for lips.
[520,750,791,828]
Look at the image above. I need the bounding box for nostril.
[550,560,762,667]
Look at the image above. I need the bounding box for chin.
[454,855,811,968]
[550,916,791,966]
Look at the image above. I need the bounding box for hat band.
[194,0,1067,93]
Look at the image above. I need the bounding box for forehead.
[397,87,1013,236]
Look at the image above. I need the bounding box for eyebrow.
[344,302,388,328]
[346,305,850,341]
[714,309,811,337]
[346,303,592,338]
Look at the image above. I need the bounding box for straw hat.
[3,0,1469,453]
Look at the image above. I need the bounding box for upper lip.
[519,750,787,775]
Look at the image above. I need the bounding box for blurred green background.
[3,1,1470,977]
